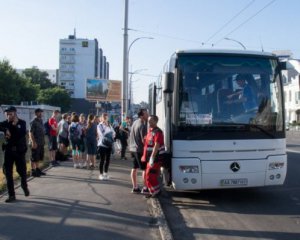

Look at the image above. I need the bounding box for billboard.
[86,79,121,102]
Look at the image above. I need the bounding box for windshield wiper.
[249,124,276,138]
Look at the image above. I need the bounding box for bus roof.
[175,49,275,57]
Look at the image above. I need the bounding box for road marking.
[287,148,300,153]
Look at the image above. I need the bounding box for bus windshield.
[175,54,284,140]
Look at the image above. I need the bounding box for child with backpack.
[69,114,82,168]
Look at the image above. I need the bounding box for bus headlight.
[269,162,285,170]
[179,165,199,173]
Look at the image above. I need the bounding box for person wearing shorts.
[29,108,46,177]
[58,113,70,156]
[129,109,148,193]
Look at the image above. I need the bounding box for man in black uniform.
[0,106,30,203]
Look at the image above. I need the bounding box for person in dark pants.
[0,106,29,203]
[29,108,46,177]
[97,113,115,181]
[119,122,129,160]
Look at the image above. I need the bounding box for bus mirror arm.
[164,94,172,153]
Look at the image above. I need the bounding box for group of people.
[46,110,126,181]
[129,109,168,198]
[0,105,169,202]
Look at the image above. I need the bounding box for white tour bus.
[149,49,294,190]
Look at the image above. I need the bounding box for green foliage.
[22,66,55,89]
[0,60,71,111]
[0,60,23,104]
[37,87,71,112]
[19,78,40,102]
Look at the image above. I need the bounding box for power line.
[203,0,256,45]
[128,28,203,44]
[213,0,277,46]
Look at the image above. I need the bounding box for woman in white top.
[97,113,115,180]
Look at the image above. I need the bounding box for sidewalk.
[0,156,164,240]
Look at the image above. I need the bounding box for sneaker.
[103,173,110,180]
[74,164,78,169]
[31,169,41,177]
[36,168,46,176]
[50,160,59,167]
[131,187,141,194]
[99,174,104,180]
[5,196,16,203]
[83,162,87,168]
[22,188,30,197]
[89,165,95,170]
[79,163,83,168]
[141,187,150,195]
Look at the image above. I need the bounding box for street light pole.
[128,68,147,114]
[224,37,246,50]
[128,37,154,56]
[127,36,153,115]
[122,0,129,121]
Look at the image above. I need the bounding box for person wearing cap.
[0,106,30,203]
[29,108,46,177]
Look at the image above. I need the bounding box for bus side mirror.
[163,72,174,93]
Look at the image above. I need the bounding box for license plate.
[220,178,248,186]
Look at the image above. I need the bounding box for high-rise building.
[59,33,109,99]
[98,48,103,78]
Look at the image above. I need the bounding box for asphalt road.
[159,134,300,240]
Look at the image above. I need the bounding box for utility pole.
[122,0,129,120]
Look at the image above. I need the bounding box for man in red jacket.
[142,115,165,198]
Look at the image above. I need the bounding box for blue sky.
[0,0,299,103]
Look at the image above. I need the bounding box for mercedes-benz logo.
[230,162,240,172]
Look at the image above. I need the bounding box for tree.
[22,67,55,89]
[37,87,71,112]
[139,101,149,109]
[19,78,40,102]
[0,60,23,104]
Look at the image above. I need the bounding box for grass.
[0,138,50,194]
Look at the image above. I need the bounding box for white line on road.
[287,148,300,153]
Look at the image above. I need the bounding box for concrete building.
[45,69,59,84]
[59,33,109,99]
[59,32,110,114]
[283,61,300,123]
[274,51,300,123]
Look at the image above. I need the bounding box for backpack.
[100,124,114,148]
[44,120,51,136]
[69,124,80,141]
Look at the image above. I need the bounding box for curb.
[149,196,174,240]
